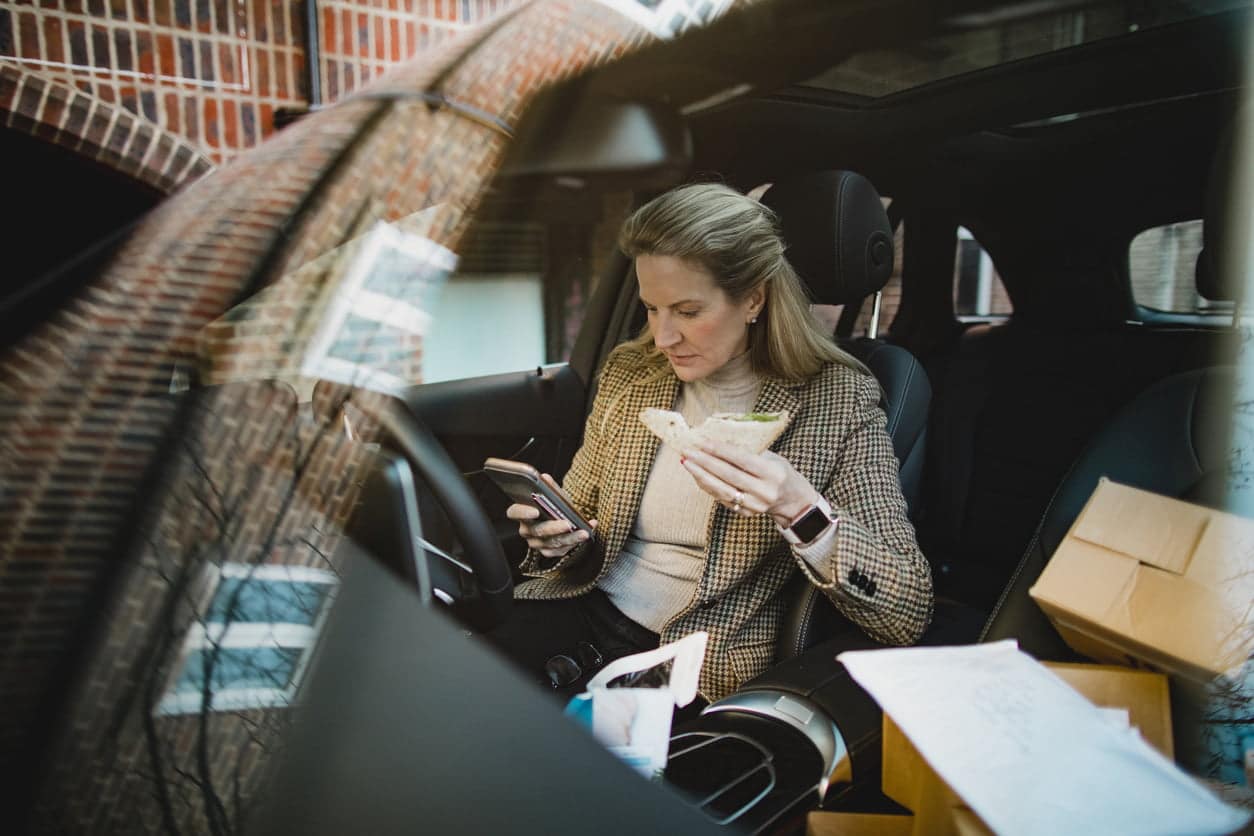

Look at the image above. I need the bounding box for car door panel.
[407,363,588,468]
[405,363,591,565]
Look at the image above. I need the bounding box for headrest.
[760,170,894,306]
[1196,106,1250,302]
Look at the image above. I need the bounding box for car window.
[803,1,1241,99]
[814,222,1011,333]
[422,220,548,383]
[421,191,633,383]
[193,187,632,394]
[1128,219,1215,314]
[954,225,1012,320]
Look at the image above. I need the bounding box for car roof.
[655,1,1252,324]
[699,6,1245,197]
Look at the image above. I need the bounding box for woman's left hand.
[680,441,820,528]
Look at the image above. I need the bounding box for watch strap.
[778,496,836,546]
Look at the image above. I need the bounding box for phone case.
[483,458,594,534]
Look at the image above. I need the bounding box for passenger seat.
[760,170,933,659]
[983,104,1254,655]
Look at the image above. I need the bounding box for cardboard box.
[806,812,912,836]
[1029,478,1254,683]
[806,810,989,836]
[872,661,1174,836]
[1045,662,1174,758]
[878,713,993,836]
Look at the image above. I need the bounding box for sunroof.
[803,0,1250,100]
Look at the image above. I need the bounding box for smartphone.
[483,457,595,535]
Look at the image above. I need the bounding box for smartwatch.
[779,496,836,546]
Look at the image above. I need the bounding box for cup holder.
[664,690,848,832]
[666,731,778,826]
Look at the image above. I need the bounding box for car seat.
[979,365,1251,659]
[982,106,1254,655]
[759,170,933,659]
[673,107,1252,836]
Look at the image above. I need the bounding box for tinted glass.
[953,227,1012,318]
[1129,220,1215,314]
[421,193,632,383]
[805,0,1249,99]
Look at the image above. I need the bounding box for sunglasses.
[544,641,604,689]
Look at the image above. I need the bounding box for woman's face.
[636,254,764,383]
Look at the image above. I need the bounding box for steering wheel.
[374,397,514,630]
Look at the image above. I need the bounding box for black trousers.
[482,588,660,696]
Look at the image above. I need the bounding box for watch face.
[792,506,831,544]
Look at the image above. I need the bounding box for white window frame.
[590,0,735,39]
[157,563,336,716]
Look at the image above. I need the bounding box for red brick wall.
[2,0,666,830]
[1,0,522,179]
[1,61,214,190]
[316,0,521,102]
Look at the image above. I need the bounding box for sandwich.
[639,408,791,454]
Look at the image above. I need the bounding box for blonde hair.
[616,182,866,382]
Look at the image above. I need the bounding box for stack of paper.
[838,641,1251,836]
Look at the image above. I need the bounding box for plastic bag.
[564,631,708,779]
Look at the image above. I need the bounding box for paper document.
[838,641,1251,836]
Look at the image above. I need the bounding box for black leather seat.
[760,171,933,659]
[762,171,930,513]
[982,108,1253,657]
[980,366,1251,657]
[693,114,1253,816]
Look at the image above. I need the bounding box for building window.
[158,564,336,716]
[302,220,457,394]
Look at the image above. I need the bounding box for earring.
[749,315,759,324]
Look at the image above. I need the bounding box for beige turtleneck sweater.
[598,351,760,632]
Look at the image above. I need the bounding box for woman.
[491,183,933,703]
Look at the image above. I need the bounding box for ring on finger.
[731,491,744,513]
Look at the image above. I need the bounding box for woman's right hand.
[505,473,597,558]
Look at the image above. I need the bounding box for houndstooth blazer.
[516,347,934,702]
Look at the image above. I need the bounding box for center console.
[664,634,891,833]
